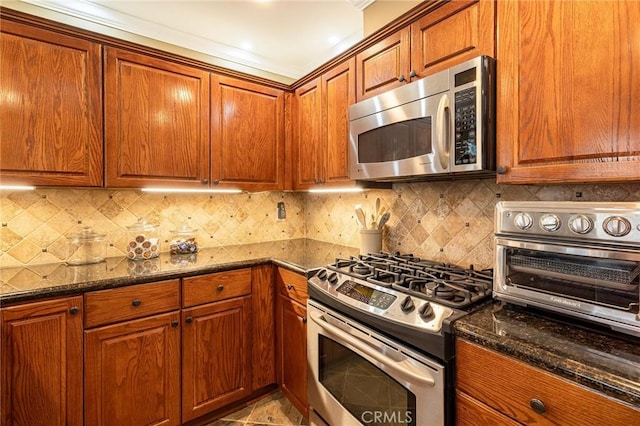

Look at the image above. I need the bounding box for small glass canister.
[66,227,106,265]
[169,223,198,255]
[126,218,160,260]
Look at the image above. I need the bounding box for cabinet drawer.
[84,279,180,328]
[277,268,308,305]
[182,268,252,307]
[456,340,640,425]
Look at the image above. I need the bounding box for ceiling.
[7,0,371,82]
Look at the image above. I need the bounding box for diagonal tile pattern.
[206,391,307,426]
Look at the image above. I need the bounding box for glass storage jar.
[126,218,160,260]
[169,223,198,255]
[66,227,106,265]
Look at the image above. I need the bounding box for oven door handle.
[309,311,436,387]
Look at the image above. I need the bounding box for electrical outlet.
[277,201,286,221]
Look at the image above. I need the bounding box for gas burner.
[351,263,372,276]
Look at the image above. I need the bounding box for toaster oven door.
[495,238,640,335]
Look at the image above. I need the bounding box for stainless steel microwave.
[348,56,496,182]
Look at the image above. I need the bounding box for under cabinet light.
[141,188,242,194]
[308,187,364,194]
[0,185,36,191]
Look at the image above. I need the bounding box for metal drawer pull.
[132,298,141,307]
[309,312,435,387]
[217,284,224,291]
[69,306,80,315]
[287,284,294,290]
[530,398,546,414]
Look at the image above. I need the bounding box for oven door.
[307,301,445,426]
[495,237,640,335]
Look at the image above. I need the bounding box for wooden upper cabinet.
[0,20,103,187]
[496,0,640,183]
[356,0,495,101]
[293,78,322,188]
[355,28,411,101]
[411,0,495,76]
[1,296,84,426]
[293,58,355,189]
[104,47,210,188]
[211,75,285,191]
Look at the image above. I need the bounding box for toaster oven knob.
[513,212,533,230]
[539,214,561,232]
[603,216,631,237]
[569,215,594,234]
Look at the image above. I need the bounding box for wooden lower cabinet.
[456,339,640,425]
[181,296,252,423]
[1,296,83,426]
[84,311,181,426]
[276,268,309,418]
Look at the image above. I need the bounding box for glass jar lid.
[127,217,158,232]
[69,227,104,244]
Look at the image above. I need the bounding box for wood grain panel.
[182,296,252,422]
[182,268,252,308]
[1,296,83,426]
[105,47,210,188]
[456,390,520,426]
[277,267,308,305]
[211,75,285,191]
[323,58,355,185]
[277,295,308,418]
[292,78,322,189]
[456,340,640,425]
[355,27,411,101]
[497,0,640,183]
[0,20,102,187]
[85,311,180,426]
[84,280,180,328]
[251,265,276,391]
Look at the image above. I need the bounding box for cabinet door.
[496,0,640,183]
[105,47,210,188]
[293,78,322,189]
[211,75,285,191]
[355,27,411,101]
[411,0,495,77]
[276,295,308,418]
[1,297,83,426]
[322,58,356,185]
[182,296,252,422]
[0,21,102,187]
[251,265,276,391]
[85,312,181,426]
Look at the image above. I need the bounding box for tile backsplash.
[1,179,639,269]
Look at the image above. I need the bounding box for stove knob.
[400,296,415,313]
[419,303,434,321]
[539,214,561,232]
[603,216,631,237]
[316,269,328,280]
[513,212,533,230]
[328,272,339,285]
[569,215,594,235]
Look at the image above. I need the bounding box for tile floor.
[205,391,307,426]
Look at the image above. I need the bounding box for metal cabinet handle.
[69,306,80,315]
[132,298,141,307]
[213,179,220,185]
[409,70,417,79]
[201,179,209,184]
[301,317,307,324]
[530,398,546,414]
[185,316,193,324]
[217,284,224,292]
[398,74,406,82]
[287,284,294,291]
[171,320,179,328]
[496,165,507,174]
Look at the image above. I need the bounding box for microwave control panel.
[454,88,477,165]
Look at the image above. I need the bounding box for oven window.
[505,248,639,312]
[318,335,417,426]
[357,118,431,164]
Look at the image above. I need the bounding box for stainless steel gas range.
[306,253,492,426]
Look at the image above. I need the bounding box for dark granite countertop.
[0,238,358,305]
[454,301,640,409]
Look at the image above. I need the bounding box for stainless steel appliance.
[307,253,493,425]
[494,201,640,337]
[348,56,495,182]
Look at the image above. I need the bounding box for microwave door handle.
[308,311,435,387]
[435,94,451,171]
